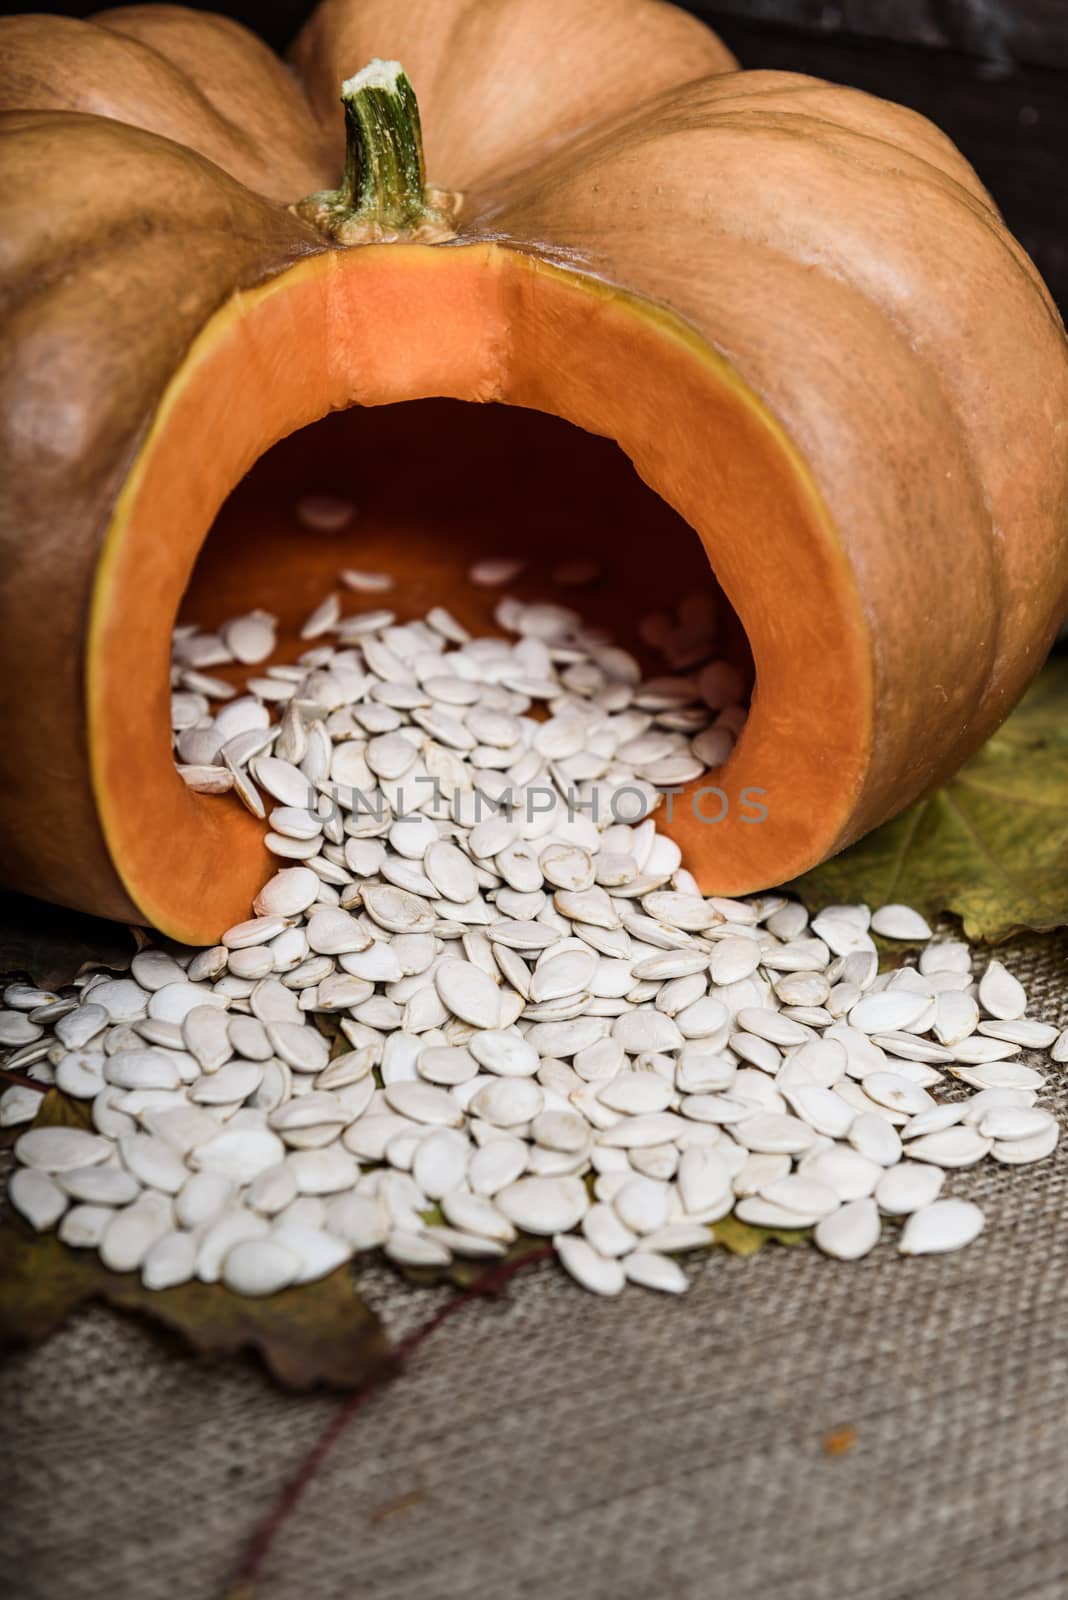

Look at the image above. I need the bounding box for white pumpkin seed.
[904,1126,992,1168]
[814,1198,881,1260]
[59,1204,113,1249]
[978,959,1027,1021]
[899,1199,985,1255]
[55,1002,109,1050]
[142,1231,198,1290]
[57,1164,140,1206]
[848,992,930,1034]
[192,1127,286,1184]
[10,1167,68,1230]
[15,1126,111,1172]
[288,1145,360,1195]
[467,1137,527,1196]
[848,1113,902,1167]
[623,1251,689,1293]
[496,1176,588,1234]
[554,1233,624,1295]
[979,1104,1055,1142]
[988,1113,1055,1162]
[325,1192,389,1250]
[196,1209,270,1282]
[266,1021,329,1073]
[384,1080,465,1127]
[385,1230,452,1267]
[862,1071,936,1117]
[412,1130,469,1199]
[952,1061,1044,1091]
[118,1134,188,1194]
[869,904,932,940]
[874,1162,944,1214]
[435,960,501,1029]
[100,1192,174,1273]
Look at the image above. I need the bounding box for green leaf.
[792,656,1068,942]
[0,1092,389,1391]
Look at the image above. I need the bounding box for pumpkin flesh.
[91,243,866,941]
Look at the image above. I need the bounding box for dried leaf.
[710,1214,810,1255]
[792,656,1068,941]
[32,1086,92,1131]
[0,1092,389,1390]
[0,1224,389,1389]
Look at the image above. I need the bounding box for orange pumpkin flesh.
[2,0,1066,945]
[92,244,866,943]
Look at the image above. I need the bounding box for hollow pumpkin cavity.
[90,244,870,943]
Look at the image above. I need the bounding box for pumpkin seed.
[862,1072,936,1117]
[11,583,1067,1305]
[412,1130,469,1199]
[59,1204,113,1250]
[848,992,930,1034]
[15,1126,112,1172]
[385,1230,451,1268]
[874,1162,945,1214]
[470,558,525,587]
[98,1194,173,1273]
[141,1231,198,1290]
[554,1233,624,1295]
[978,959,1027,1021]
[951,1061,1044,1091]
[814,1198,881,1260]
[0,1084,43,1126]
[978,1105,1055,1142]
[622,1251,689,1293]
[848,1113,902,1167]
[899,1198,985,1255]
[977,1018,1058,1048]
[904,1126,992,1168]
[191,1128,286,1185]
[10,1168,68,1230]
[383,1080,464,1127]
[732,1113,815,1155]
[496,1176,588,1234]
[869,904,932,940]
[435,960,501,1029]
[990,1121,1059,1164]
[57,1164,140,1206]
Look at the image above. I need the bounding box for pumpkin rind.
[0,0,1064,938]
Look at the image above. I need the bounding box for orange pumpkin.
[1,0,1065,944]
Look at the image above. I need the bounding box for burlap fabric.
[2,932,1067,1600]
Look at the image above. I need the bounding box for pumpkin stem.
[295,59,461,245]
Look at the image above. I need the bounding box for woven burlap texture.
[2,932,1067,1600]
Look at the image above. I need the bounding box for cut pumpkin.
[0,0,1065,945]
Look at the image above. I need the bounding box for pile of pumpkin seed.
[2,512,1065,1296]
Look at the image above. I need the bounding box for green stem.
[296,60,460,245]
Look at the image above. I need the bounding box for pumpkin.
[1,0,1065,945]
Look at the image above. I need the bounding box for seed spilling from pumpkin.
[3,551,1061,1296]
[2,6,1066,1300]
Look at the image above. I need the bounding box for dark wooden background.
[6,0,1066,314]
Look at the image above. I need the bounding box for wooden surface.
[5,0,1067,316]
